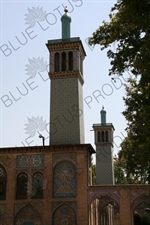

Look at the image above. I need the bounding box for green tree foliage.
[114,155,128,184]
[119,78,150,183]
[92,164,96,185]
[90,157,96,185]
[88,0,150,78]
[88,1,150,183]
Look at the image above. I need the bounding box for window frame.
[16,172,28,200]
[31,172,43,199]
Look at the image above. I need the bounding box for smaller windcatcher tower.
[93,107,115,184]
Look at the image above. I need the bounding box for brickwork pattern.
[0,145,91,225]
[0,145,150,224]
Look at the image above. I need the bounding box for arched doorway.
[89,194,120,225]
[131,194,150,225]
[134,202,150,225]
[14,204,42,225]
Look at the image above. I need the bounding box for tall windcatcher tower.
[46,7,86,145]
[93,107,115,184]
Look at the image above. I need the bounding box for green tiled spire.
[100,106,106,124]
[61,6,71,39]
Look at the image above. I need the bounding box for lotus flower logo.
[25,57,47,79]
[24,6,47,28]
[24,116,47,138]
[27,173,47,197]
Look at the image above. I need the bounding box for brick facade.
[1,145,150,224]
[0,144,94,224]
[88,185,150,225]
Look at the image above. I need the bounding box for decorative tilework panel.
[16,155,44,168]
[53,153,76,167]
[14,203,44,217]
[0,156,11,167]
[88,188,120,205]
[52,202,76,213]
[53,204,76,225]
[54,161,76,198]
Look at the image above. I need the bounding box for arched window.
[16,173,27,199]
[53,203,76,225]
[133,201,150,225]
[97,131,100,142]
[0,165,7,200]
[54,52,60,72]
[62,52,66,71]
[105,131,109,142]
[32,172,43,199]
[101,131,104,142]
[54,161,76,198]
[68,51,73,70]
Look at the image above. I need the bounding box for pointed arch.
[14,204,42,225]
[105,131,109,142]
[55,52,60,72]
[62,52,66,71]
[0,165,7,200]
[52,203,76,225]
[53,161,76,198]
[16,172,28,199]
[68,51,73,70]
[89,194,119,225]
[101,131,104,142]
[97,131,101,142]
[132,199,150,225]
[32,172,43,199]
[131,195,150,212]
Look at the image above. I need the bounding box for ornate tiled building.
[1,7,150,225]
